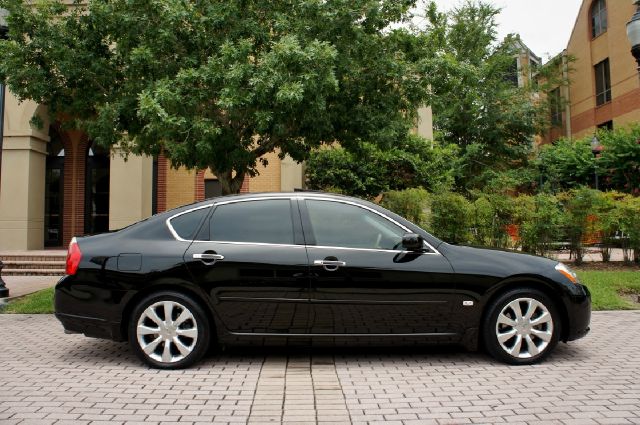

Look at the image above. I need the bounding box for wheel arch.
[120,281,217,341]
[479,275,570,343]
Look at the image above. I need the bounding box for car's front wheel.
[483,288,560,365]
[128,291,210,369]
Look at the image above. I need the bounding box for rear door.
[300,198,459,336]
[183,198,310,334]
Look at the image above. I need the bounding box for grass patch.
[1,287,55,314]
[577,270,640,311]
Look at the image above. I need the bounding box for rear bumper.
[564,284,591,342]
[55,312,124,341]
[54,275,126,341]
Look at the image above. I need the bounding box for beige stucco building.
[544,0,640,143]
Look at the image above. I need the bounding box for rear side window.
[169,207,210,240]
[210,200,295,245]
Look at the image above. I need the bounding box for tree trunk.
[213,168,246,195]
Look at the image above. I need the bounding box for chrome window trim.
[165,195,441,256]
[166,204,214,242]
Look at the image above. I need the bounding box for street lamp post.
[591,135,603,190]
[628,0,640,75]
[0,9,8,298]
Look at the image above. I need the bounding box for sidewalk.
[0,275,60,299]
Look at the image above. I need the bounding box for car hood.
[438,243,560,279]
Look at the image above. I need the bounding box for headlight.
[555,262,579,284]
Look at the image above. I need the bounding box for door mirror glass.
[402,233,424,251]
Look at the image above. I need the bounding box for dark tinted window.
[306,200,405,250]
[591,0,607,38]
[594,59,611,106]
[549,88,562,126]
[205,179,222,198]
[210,200,294,244]
[170,207,210,240]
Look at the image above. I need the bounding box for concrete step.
[0,255,66,262]
[2,261,65,270]
[1,268,65,276]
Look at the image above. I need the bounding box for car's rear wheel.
[483,288,560,365]
[128,291,210,369]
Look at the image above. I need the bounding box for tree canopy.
[418,0,558,190]
[0,0,429,193]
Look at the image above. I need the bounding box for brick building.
[543,0,640,143]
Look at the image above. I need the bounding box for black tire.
[483,288,561,365]
[128,290,210,369]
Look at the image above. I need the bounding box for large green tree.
[0,0,428,193]
[418,1,555,189]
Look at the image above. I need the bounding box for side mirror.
[401,233,424,251]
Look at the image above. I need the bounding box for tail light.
[66,237,82,275]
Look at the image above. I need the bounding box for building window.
[597,121,613,131]
[549,88,562,126]
[594,59,611,106]
[205,179,222,199]
[591,0,607,38]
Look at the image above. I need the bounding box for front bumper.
[564,283,591,341]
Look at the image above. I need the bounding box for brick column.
[240,174,250,193]
[195,170,205,201]
[156,154,168,213]
[62,132,87,247]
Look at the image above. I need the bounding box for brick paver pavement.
[0,311,639,425]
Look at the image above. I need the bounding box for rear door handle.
[313,260,346,267]
[193,253,224,263]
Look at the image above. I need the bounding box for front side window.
[305,200,405,250]
[209,199,295,245]
[170,207,210,240]
[594,58,611,106]
[591,0,607,38]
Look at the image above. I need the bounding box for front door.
[44,128,65,247]
[183,198,310,334]
[301,199,458,336]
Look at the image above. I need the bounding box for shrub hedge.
[380,187,640,264]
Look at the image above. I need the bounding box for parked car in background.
[55,192,591,369]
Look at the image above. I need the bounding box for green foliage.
[383,187,638,264]
[534,126,640,194]
[617,195,640,263]
[518,194,565,256]
[594,192,624,262]
[380,188,429,225]
[419,1,555,190]
[469,193,514,248]
[305,137,460,198]
[427,192,472,245]
[0,0,429,193]
[557,187,601,265]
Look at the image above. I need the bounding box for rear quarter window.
[169,207,210,240]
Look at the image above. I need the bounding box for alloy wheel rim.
[495,297,553,359]
[136,301,198,363]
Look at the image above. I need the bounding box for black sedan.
[55,192,591,369]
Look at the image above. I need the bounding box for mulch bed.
[570,262,640,271]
